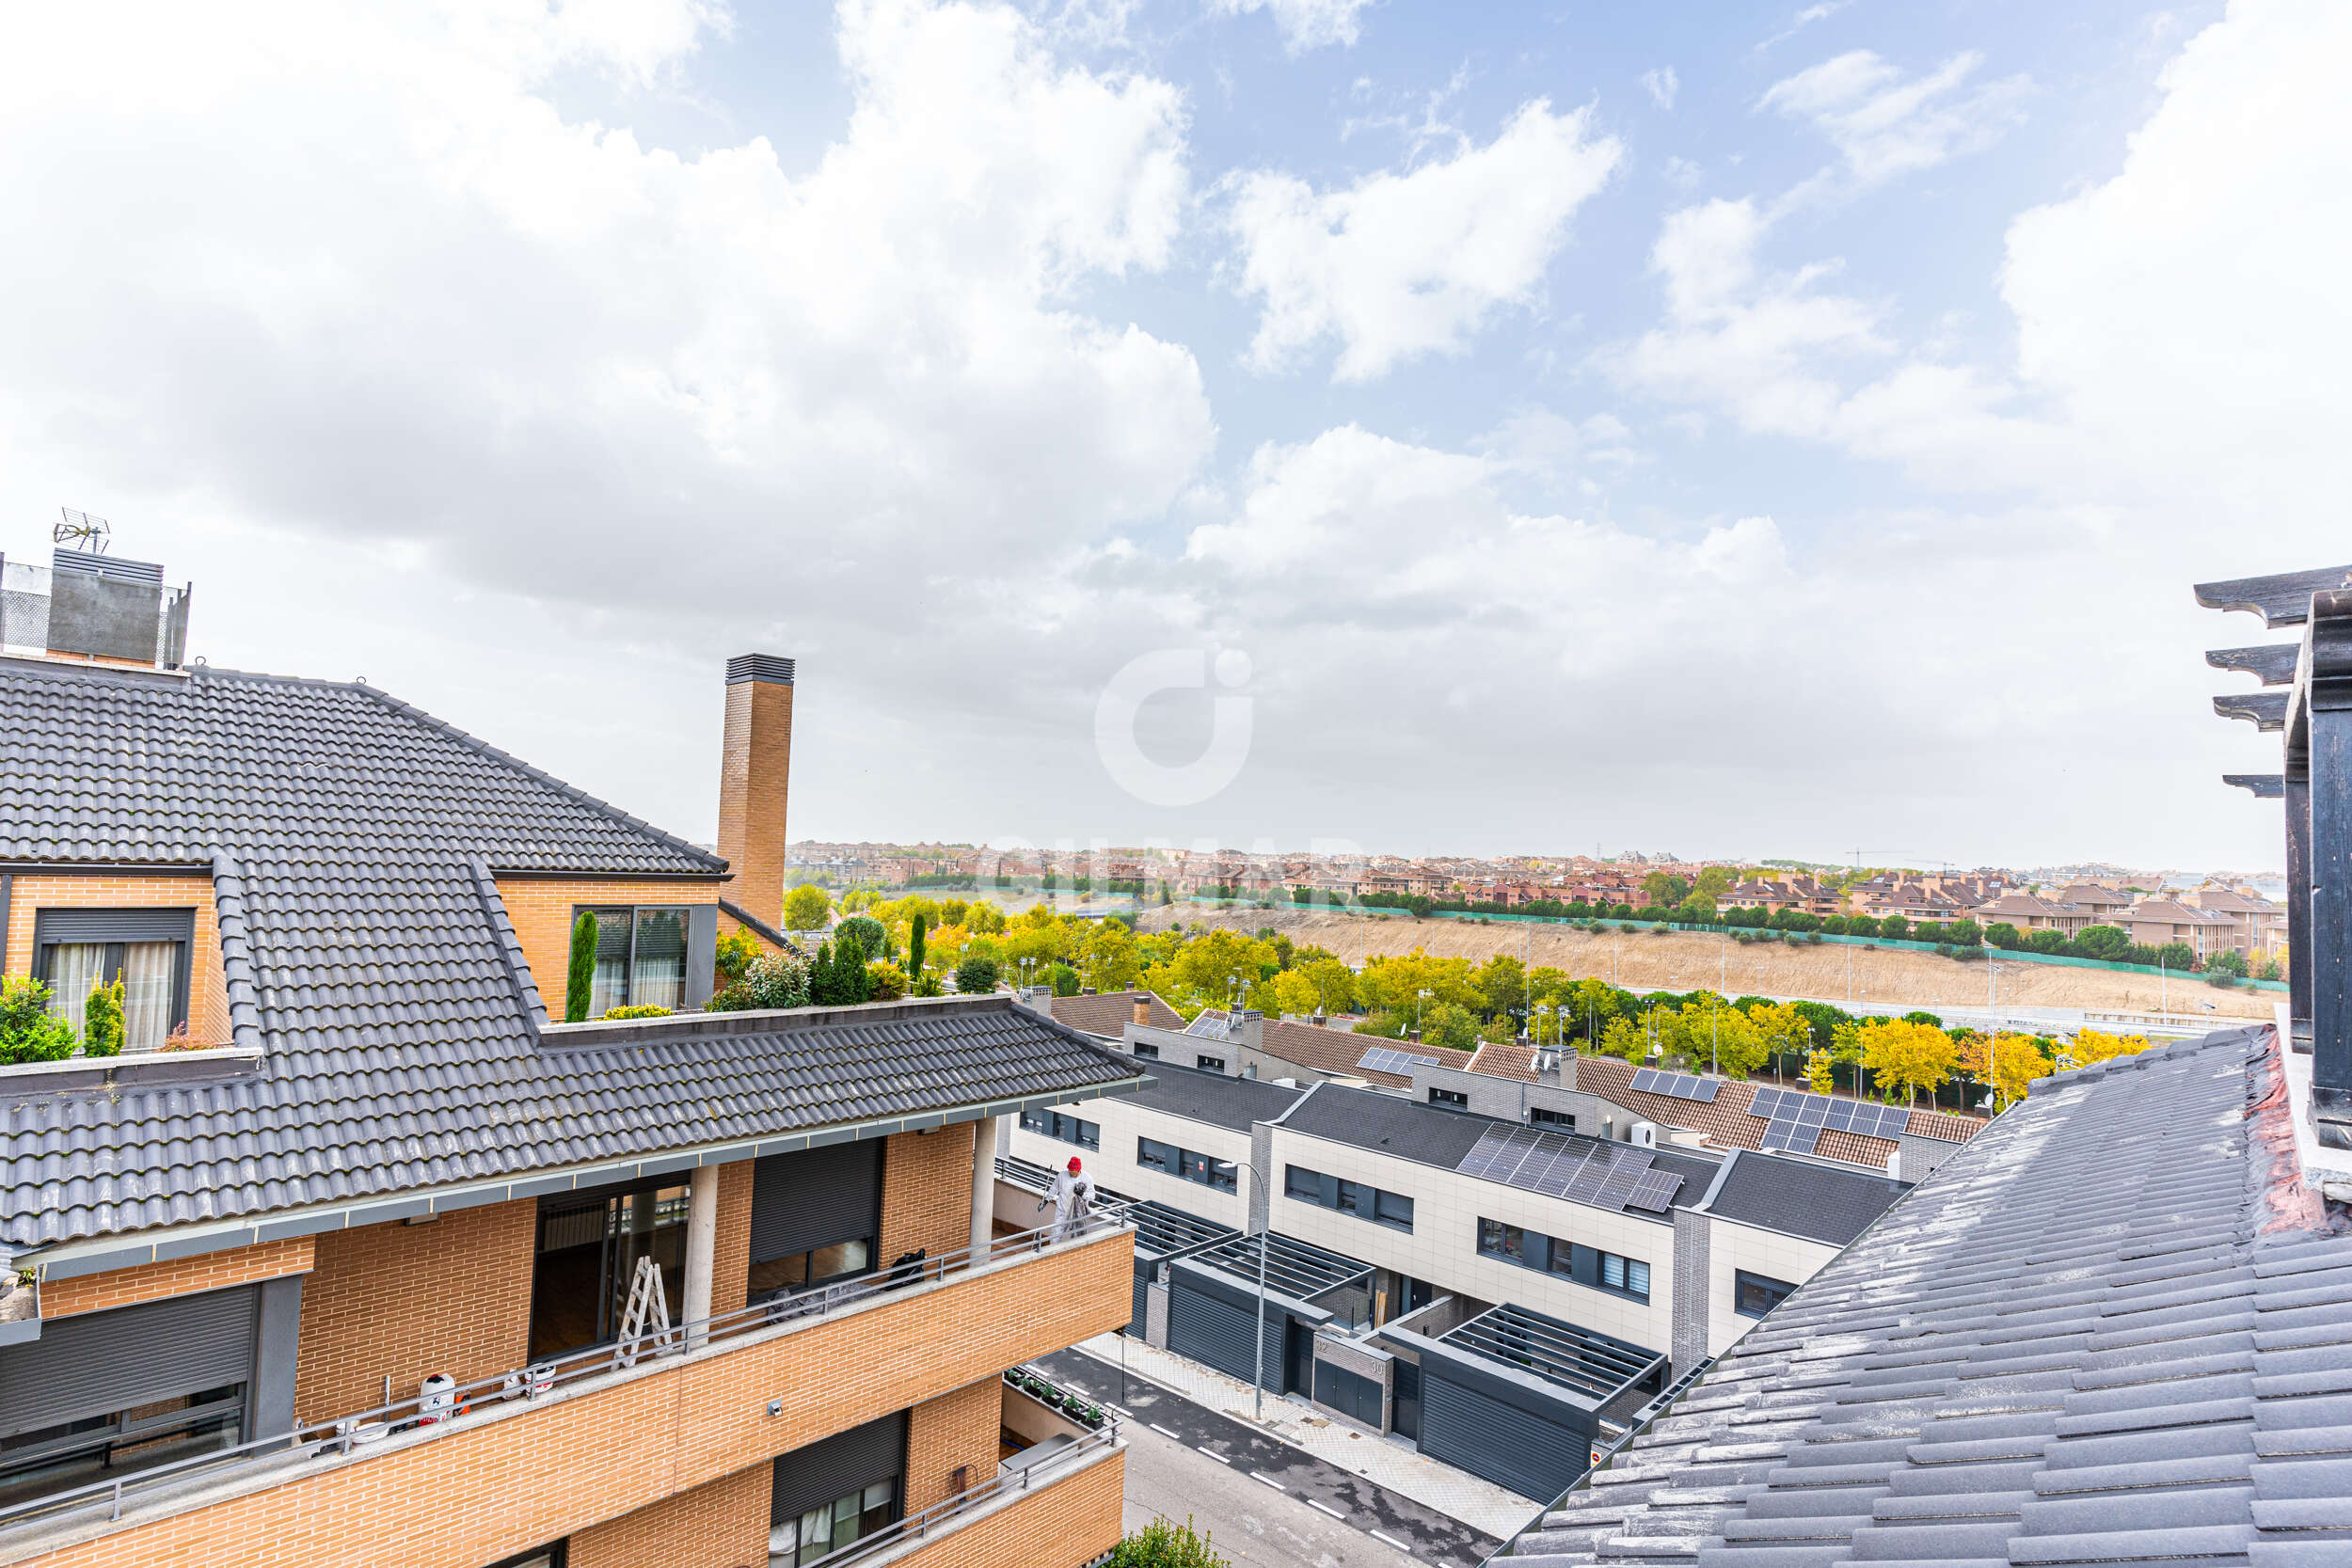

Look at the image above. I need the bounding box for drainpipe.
[971,1115,1006,1267]
[683,1164,719,1348]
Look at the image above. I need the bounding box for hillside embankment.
[1127,906,2276,1021]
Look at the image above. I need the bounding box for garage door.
[1417,1365,1587,1503]
[1167,1279,1282,1392]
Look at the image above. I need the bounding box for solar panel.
[1623,1171,1684,1212]
[1629,1067,1663,1094]
[1748,1087,1909,1144]
[1592,1164,1646,1211]
[1762,1118,1821,1155]
[1356,1046,1440,1075]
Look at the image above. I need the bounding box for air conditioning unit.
[1629,1120,1658,1148]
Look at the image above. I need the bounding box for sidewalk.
[1073,1330,1544,1541]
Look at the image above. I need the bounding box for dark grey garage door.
[1418,1364,1587,1503]
[1167,1278,1283,1392]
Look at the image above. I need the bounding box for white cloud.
[1226,101,1623,381]
[1762,49,2028,193]
[1641,66,1678,110]
[1209,0,1373,53]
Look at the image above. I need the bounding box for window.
[748,1238,873,1301]
[1529,1107,1574,1131]
[1287,1165,1414,1232]
[1600,1252,1651,1302]
[1139,1137,1233,1192]
[577,905,692,1016]
[1019,1108,1099,1150]
[31,908,195,1053]
[773,1480,897,1566]
[1479,1216,1650,1303]
[1195,1053,1226,1072]
[1735,1270,1797,1319]
[1132,1041,1160,1060]
[1428,1087,1470,1109]
[485,1546,567,1568]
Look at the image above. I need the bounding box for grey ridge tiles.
[1488,1022,2352,1566]
[0,659,1142,1254]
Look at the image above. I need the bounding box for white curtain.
[45,943,104,1037]
[121,942,175,1051]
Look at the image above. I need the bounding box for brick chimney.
[716,655,795,930]
[1132,993,1151,1027]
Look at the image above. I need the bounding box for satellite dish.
[55,508,110,553]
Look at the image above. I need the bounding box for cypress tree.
[909,913,928,979]
[565,911,598,1022]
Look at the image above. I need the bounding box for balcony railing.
[0,1202,1134,1542]
[818,1418,1120,1568]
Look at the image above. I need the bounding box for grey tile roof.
[1487,1022,2352,1566]
[0,658,1141,1251]
[1700,1150,1908,1247]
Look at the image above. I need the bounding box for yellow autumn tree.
[1597,1016,1648,1063]
[2067,1028,2153,1068]
[1857,1018,1960,1107]
[1804,1050,1837,1095]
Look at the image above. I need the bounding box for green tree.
[0,976,78,1065]
[836,913,887,962]
[1878,915,1910,940]
[715,927,758,990]
[784,882,832,934]
[1420,1002,1480,1052]
[1110,1516,1229,1568]
[1694,866,1736,900]
[1083,923,1143,991]
[565,911,598,1022]
[83,980,125,1057]
[2205,946,2248,976]
[1472,955,1526,1022]
[2153,941,2197,971]
[908,912,928,978]
[1050,960,1081,996]
[965,899,1009,935]
[1641,870,1690,907]
[1677,891,1718,924]
[955,954,1001,995]
[2074,924,2128,959]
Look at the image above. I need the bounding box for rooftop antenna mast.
[54,509,110,553]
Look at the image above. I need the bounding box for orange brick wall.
[715,675,794,932]
[903,1377,1003,1513]
[294,1201,536,1423]
[892,1448,1123,1568]
[878,1125,977,1267]
[23,1228,1134,1568]
[713,1160,755,1316]
[493,878,723,1017]
[42,1237,313,1319]
[1,871,231,1047]
[567,1461,773,1568]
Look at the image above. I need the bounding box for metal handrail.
[811,1421,1121,1568]
[0,1202,1134,1538]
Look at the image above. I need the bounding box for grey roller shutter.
[32,907,196,944]
[1167,1279,1282,1391]
[0,1286,256,1439]
[752,1141,884,1262]
[771,1410,907,1522]
[1417,1366,1585,1502]
[1127,1268,1149,1338]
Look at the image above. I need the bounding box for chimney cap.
[726,654,796,687]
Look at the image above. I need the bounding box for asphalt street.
[1038,1346,1502,1567]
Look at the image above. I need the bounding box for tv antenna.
[55,509,110,553]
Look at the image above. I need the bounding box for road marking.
[1195,1447,1231,1465]
[1149,1423,1185,1440]
[1369,1529,1414,1553]
[1251,1471,1288,1492]
[1306,1497,1346,1520]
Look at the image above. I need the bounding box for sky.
[0,0,2345,872]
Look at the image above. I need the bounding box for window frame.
[1528,1106,1574,1131]
[1428,1087,1470,1109]
[30,907,197,1051]
[572,903,696,1015]
[1734,1269,1797,1319]
[1194,1053,1226,1072]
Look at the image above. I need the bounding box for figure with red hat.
[1041,1153,1096,1243]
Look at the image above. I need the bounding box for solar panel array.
[1748,1086,1912,1155]
[1628,1068,1722,1103]
[1184,1011,1236,1039]
[1455,1124,1681,1212]
[1356,1046,1441,1075]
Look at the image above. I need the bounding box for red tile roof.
[1467,1043,1539,1083]
[1047,989,1184,1038]
[1904,1108,1986,1143]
